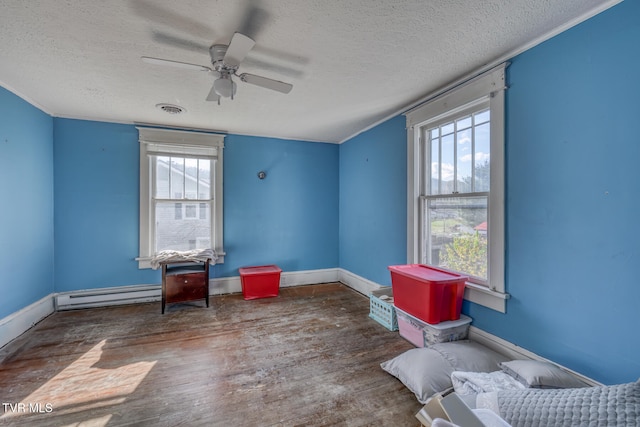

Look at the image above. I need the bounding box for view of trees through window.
[423,108,490,282]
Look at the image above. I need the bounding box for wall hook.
[257,171,267,180]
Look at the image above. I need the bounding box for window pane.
[155,156,170,199]
[441,134,454,194]
[475,109,490,125]
[424,196,488,281]
[474,122,491,192]
[155,201,212,252]
[429,133,440,195]
[456,128,472,193]
[441,122,454,136]
[199,202,208,220]
[170,157,184,199]
[198,159,211,199]
[184,158,198,199]
[456,116,472,130]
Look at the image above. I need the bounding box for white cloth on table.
[149,248,217,269]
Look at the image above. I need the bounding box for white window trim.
[405,63,508,313]
[136,127,225,269]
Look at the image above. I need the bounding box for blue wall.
[216,134,339,277]
[53,119,157,292]
[339,116,407,285]
[0,88,54,319]
[52,120,339,290]
[469,0,640,384]
[339,2,638,384]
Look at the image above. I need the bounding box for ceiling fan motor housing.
[210,44,231,70]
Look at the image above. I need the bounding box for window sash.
[420,194,489,285]
[150,155,213,201]
[422,104,490,197]
[153,200,213,252]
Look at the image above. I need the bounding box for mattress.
[487,379,640,427]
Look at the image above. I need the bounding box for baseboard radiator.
[56,285,161,311]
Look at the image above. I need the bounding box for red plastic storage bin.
[239,265,282,300]
[388,264,467,324]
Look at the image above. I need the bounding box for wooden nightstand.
[161,259,210,314]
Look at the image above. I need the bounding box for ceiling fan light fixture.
[213,75,237,98]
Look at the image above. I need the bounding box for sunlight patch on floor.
[1,340,156,423]
[61,414,113,427]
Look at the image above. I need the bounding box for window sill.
[136,253,225,270]
[464,282,509,313]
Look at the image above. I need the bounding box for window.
[406,64,508,312]
[184,204,197,219]
[137,128,225,268]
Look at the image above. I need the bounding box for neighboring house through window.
[405,64,508,312]
[137,128,225,268]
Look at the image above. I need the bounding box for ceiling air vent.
[156,103,185,114]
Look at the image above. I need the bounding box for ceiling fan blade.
[141,56,212,72]
[206,85,220,103]
[237,1,270,40]
[242,56,304,78]
[223,32,255,67]
[131,0,214,40]
[239,73,293,94]
[151,31,210,53]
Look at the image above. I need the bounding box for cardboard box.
[416,392,485,427]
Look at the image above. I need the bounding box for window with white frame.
[137,128,225,268]
[406,64,508,312]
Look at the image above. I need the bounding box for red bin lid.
[239,265,282,275]
[388,264,468,283]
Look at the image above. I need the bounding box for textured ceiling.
[0,0,619,143]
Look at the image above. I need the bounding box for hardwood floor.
[0,283,422,426]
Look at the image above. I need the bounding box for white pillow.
[431,341,510,373]
[499,360,589,389]
[381,341,509,403]
[380,347,454,403]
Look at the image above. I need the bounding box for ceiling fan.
[142,31,293,105]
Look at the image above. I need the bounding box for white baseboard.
[209,268,340,295]
[337,268,383,295]
[54,268,344,309]
[468,326,601,386]
[283,268,340,287]
[0,294,55,349]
